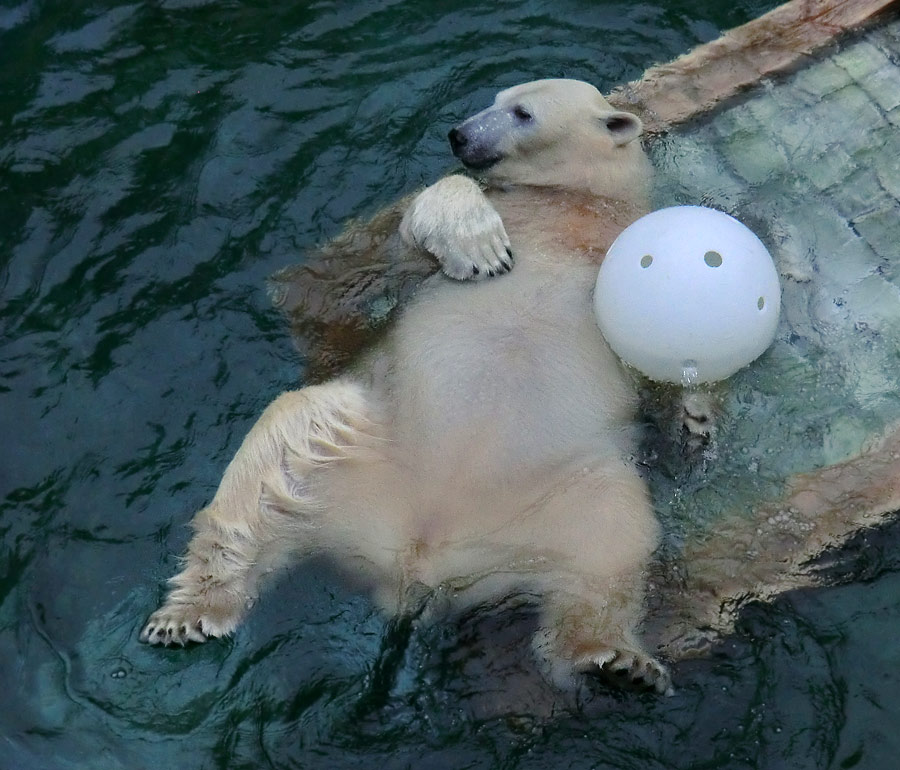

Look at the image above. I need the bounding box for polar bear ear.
[602,111,643,146]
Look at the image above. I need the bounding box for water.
[680,361,699,387]
[3,1,900,768]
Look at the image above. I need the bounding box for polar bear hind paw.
[139,596,245,646]
[577,645,673,696]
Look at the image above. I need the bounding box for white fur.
[400,176,512,280]
[141,79,672,694]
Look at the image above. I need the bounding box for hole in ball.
[758,296,765,310]
[704,250,723,267]
[640,254,653,268]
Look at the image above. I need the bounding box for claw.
[578,645,671,695]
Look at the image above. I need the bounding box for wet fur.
[141,80,675,694]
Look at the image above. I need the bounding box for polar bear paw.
[139,593,247,646]
[400,175,513,281]
[679,391,719,453]
[577,645,673,696]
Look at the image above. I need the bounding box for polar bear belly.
[385,264,638,487]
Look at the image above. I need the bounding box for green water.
[3,2,900,768]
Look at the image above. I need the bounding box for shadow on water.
[4,1,900,768]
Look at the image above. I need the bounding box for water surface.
[4,2,900,769]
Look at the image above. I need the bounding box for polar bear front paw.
[577,645,673,696]
[139,593,247,646]
[400,175,513,281]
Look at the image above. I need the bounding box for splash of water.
[680,359,699,387]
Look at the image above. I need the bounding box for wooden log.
[610,0,899,132]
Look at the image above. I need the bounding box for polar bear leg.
[537,578,672,696]
[520,463,670,694]
[139,379,376,646]
[399,174,513,281]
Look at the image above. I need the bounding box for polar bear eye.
[513,105,533,123]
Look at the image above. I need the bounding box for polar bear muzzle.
[448,105,520,170]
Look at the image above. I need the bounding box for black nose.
[448,127,466,155]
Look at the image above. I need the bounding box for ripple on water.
[4,1,898,769]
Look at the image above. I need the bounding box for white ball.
[593,206,781,384]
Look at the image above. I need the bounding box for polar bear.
[140,79,677,694]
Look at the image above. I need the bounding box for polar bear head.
[448,78,650,204]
